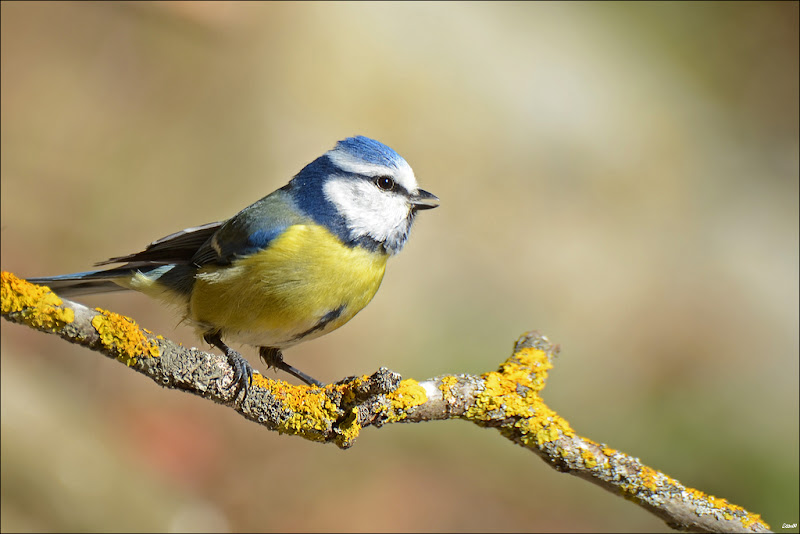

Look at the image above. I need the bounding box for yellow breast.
[188,224,388,348]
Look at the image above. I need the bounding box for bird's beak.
[410,189,440,210]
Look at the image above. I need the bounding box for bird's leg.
[204,331,254,401]
[259,347,324,387]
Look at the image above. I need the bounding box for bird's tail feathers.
[27,269,134,297]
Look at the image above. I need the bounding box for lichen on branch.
[0,271,771,533]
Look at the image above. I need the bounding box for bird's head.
[290,136,439,255]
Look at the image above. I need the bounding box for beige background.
[2,2,798,532]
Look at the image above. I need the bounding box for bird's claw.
[226,349,254,402]
[259,347,324,387]
[204,331,254,403]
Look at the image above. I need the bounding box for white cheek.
[323,178,410,246]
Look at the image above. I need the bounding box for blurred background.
[1,2,797,532]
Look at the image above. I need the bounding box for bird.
[28,135,439,397]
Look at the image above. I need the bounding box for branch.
[1,271,770,533]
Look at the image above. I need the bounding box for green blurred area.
[1,1,797,532]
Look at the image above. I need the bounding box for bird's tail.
[27,268,136,297]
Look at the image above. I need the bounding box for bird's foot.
[259,347,324,387]
[204,332,254,402]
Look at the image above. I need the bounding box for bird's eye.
[375,176,395,191]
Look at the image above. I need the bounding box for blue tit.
[28,135,439,395]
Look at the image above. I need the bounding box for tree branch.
[1,271,771,533]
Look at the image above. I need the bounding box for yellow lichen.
[639,466,660,492]
[246,374,392,445]
[336,407,362,448]
[742,512,767,530]
[1,271,74,330]
[439,375,459,400]
[340,374,370,405]
[251,376,342,441]
[581,448,598,469]
[680,487,769,529]
[685,487,710,503]
[91,309,160,366]
[465,346,574,446]
[386,379,427,422]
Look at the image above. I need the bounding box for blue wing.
[191,187,306,265]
